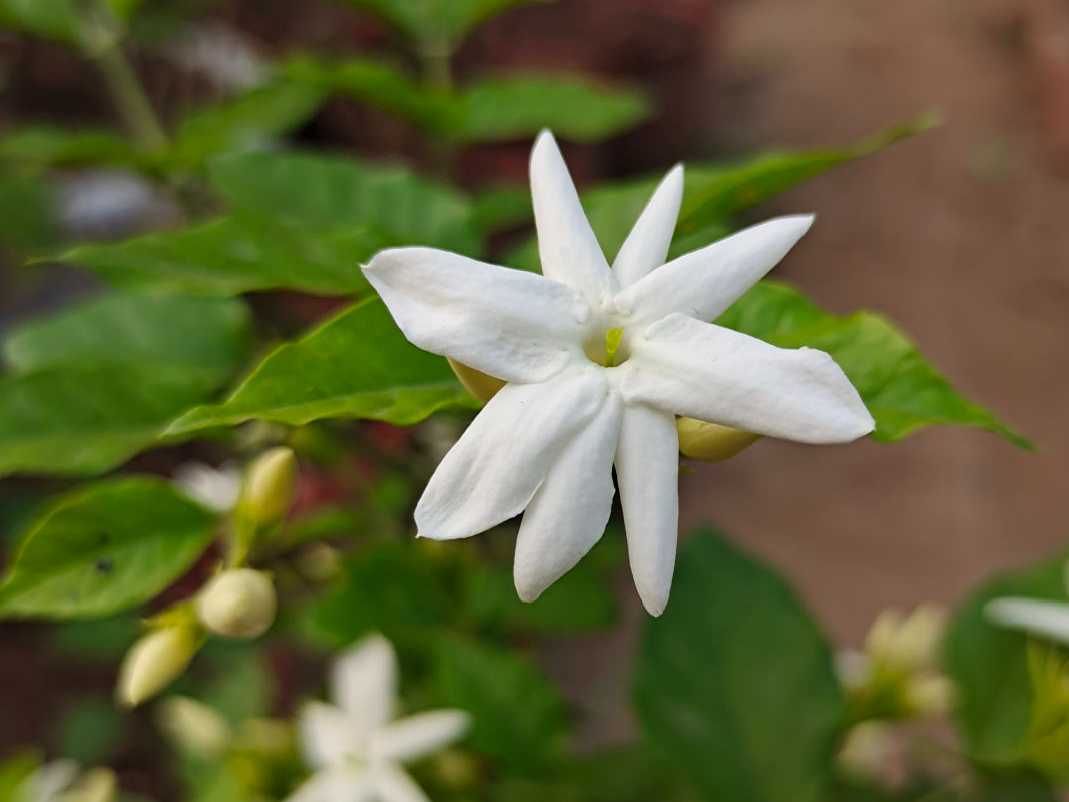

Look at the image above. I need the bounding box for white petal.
[986,598,1069,644]
[373,710,469,763]
[530,130,618,304]
[285,768,373,802]
[298,702,361,770]
[612,164,683,288]
[621,313,874,443]
[513,390,621,602]
[416,366,608,540]
[615,404,679,616]
[363,247,587,383]
[331,635,398,731]
[614,215,814,324]
[371,764,432,802]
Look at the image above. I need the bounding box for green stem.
[91,40,168,151]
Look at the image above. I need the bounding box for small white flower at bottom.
[286,634,468,802]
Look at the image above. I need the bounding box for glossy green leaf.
[634,528,844,802]
[0,0,81,42]
[0,365,219,477]
[458,74,648,143]
[718,281,1029,446]
[0,126,139,168]
[298,543,449,647]
[0,751,39,802]
[434,633,566,774]
[944,554,1067,762]
[0,477,217,618]
[169,80,327,168]
[3,293,252,384]
[471,184,531,233]
[208,150,482,256]
[282,55,458,134]
[339,0,550,44]
[169,298,474,433]
[59,216,387,296]
[0,170,56,251]
[508,115,937,271]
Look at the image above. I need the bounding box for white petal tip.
[639,592,669,617]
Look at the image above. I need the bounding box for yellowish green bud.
[865,605,945,672]
[156,696,230,758]
[836,721,895,781]
[431,748,480,789]
[448,358,506,403]
[905,675,955,716]
[295,543,342,582]
[60,768,117,802]
[237,718,295,757]
[240,446,298,528]
[676,418,761,462]
[116,625,199,707]
[197,568,276,639]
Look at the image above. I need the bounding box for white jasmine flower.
[987,561,1069,643]
[288,634,468,802]
[173,461,242,513]
[363,130,874,616]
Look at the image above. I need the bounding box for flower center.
[583,327,629,367]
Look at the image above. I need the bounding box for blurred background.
[1,0,1067,794]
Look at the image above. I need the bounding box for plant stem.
[91,39,168,151]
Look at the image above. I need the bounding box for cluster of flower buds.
[837,605,955,721]
[116,447,298,707]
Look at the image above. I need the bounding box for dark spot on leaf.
[95,558,114,574]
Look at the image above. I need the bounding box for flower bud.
[197,568,276,639]
[61,768,117,802]
[117,625,199,707]
[240,446,298,528]
[448,359,505,403]
[238,718,295,757]
[676,418,761,462]
[156,696,230,758]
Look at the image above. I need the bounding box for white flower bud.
[117,625,199,708]
[240,446,298,528]
[197,568,276,639]
[676,418,761,462]
[60,767,117,802]
[156,696,231,758]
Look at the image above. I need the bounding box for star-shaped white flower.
[288,634,468,802]
[986,561,1069,644]
[363,130,874,616]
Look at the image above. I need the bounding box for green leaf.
[717,281,1029,446]
[471,184,532,233]
[507,114,937,271]
[169,80,327,168]
[434,633,567,774]
[0,751,39,802]
[459,73,648,143]
[3,293,252,384]
[0,170,56,251]
[298,543,450,647]
[56,697,123,763]
[0,477,217,618]
[678,114,939,233]
[0,0,81,43]
[282,55,459,134]
[339,0,550,44]
[101,0,145,20]
[0,126,140,168]
[0,364,221,477]
[58,216,387,296]
[168,298,474,433]
[634,528,844,802]
[208,150,482,257]
[944,554,1067,762]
